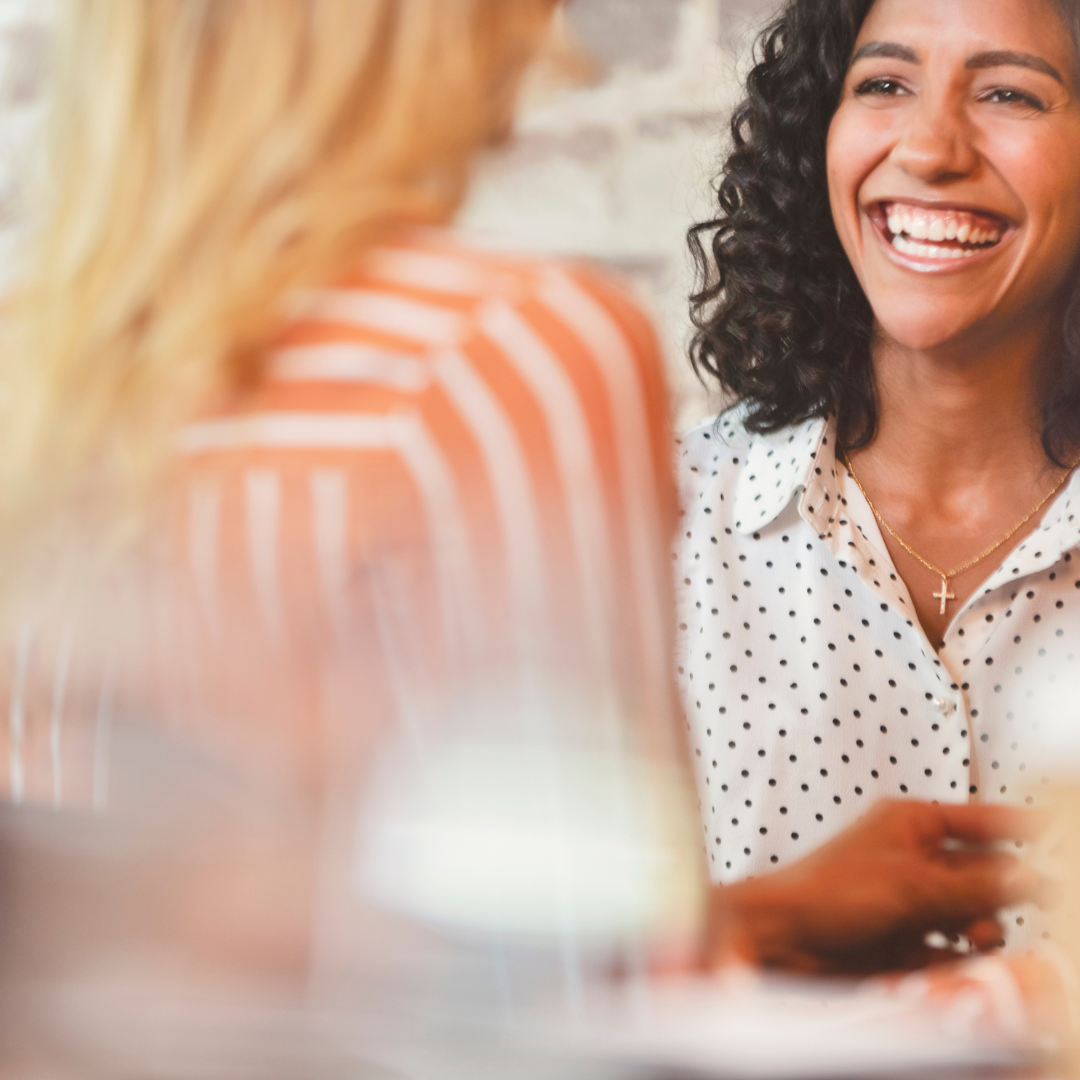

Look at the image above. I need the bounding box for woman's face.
[827,0,1080,354]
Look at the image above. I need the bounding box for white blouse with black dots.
[675,408,1080,949]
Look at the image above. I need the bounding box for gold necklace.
[841,451,1079,616]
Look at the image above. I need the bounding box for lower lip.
[868,212,1014,274]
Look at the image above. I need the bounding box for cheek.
[826,104,894,244]
[1041,150,1080,264]
[998,130,1080,276]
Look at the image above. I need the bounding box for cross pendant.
[933,576,955,616]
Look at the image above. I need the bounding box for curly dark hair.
[689,0,1080,463]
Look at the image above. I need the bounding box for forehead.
[857,0,1075,72]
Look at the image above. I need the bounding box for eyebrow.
[851,41,919,65]
[850,42,1064,85]
[966,50,1063,84]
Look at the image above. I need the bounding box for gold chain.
[840,450,1079,615]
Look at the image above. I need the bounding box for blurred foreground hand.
[707,799,1042,976]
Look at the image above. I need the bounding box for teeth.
[884,203,1008,252]
[891,233,985,260]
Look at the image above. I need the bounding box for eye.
[854,76,911,97]
[979,87,1047,111]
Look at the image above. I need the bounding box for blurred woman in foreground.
[0,0,709,1035]
[0,1,1054,1070]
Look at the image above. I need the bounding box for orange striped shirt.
[2,228,681,816]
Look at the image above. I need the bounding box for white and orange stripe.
[0,228,681,824]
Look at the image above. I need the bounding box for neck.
[847,319,1073,647]
[864,322,1052,489]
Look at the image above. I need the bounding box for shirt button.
[933,697,951,714]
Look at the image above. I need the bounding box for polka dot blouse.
[675,408,1080,949]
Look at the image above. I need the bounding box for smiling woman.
[678,0,1080,962]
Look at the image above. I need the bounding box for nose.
[891,91,979,182]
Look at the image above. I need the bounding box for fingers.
[895,944,969,971]
[924,852,1041,920]
[934,802,1045,845]
[855,921,1005,976]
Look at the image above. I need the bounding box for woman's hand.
[707,799,1043,975]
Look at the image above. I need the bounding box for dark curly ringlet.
[689,0,1080,464]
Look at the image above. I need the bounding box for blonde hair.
[0,0,555,544]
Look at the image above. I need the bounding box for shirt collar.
[978,467,1080,594]
[732,414,838,537]
[732,411,1080,586]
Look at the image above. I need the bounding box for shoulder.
[413,232,675,464]
[369,228,656,333]
[674,408,754,557]
[677,406,755,476]
[675,407,827,539]
[324,228,668,396]
[675,406,760,510]
[452,236,669,397]
[272,228,668,407]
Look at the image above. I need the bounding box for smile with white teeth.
[881,202,1006,260]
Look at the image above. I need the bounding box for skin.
[709,800,1041,974]
[826,0,1080,645]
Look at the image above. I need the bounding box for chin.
[871,306,990,354]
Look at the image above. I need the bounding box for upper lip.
[866,196,1017,227]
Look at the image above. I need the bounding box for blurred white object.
[359,736,701,946]
[2,969,1041,1080]
[535,971,1039,1079]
